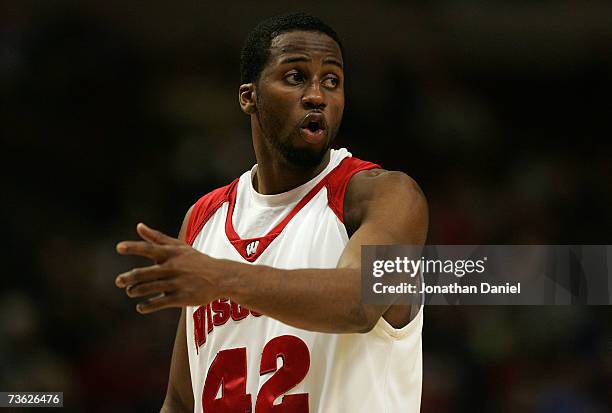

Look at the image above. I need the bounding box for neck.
[253,148,331,195]
[251,125,331,195]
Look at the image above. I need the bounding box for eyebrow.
[279,56,343,69]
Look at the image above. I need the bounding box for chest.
[192,189,349,269]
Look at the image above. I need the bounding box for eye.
[322,76,339,89]
[285,71,305,85]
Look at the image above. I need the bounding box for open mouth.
[307,121,322,132]
[300,113,327,144]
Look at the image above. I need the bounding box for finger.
[137,223,182,246]
[116,240,169,261]
[136,292,181,314]
[126,279,177,298]
[115,264,169,288]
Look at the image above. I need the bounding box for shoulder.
[183,179,239,245]
[349,168,425,201]
[344,168,428,238]
[191,179,238,212]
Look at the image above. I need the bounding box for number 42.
[203,335,311,412]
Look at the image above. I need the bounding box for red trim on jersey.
[224,174,330,262]
[325,157,381,223]
[185,179,238,246]
[224,156,380,262]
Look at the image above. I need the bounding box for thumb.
[136,223,181,245]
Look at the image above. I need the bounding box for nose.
[301,82,326,110]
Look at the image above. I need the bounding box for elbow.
[356,316,379,333]
[356,322,376,334]
[348,304,380,334]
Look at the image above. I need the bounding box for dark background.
[2,1,611,412]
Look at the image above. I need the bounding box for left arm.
[116,171,427,333]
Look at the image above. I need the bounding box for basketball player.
[115,13,428,413]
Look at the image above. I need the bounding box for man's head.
[239,13,345,168]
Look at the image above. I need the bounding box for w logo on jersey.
[246,240,259,257]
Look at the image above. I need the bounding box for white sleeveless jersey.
[185,148,423,413]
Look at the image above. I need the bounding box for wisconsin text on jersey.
[193,299,262,352]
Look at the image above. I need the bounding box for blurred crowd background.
[2,1,611,412]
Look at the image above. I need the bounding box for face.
[250,30,345,168]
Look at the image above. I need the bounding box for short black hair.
[240,12,344,84]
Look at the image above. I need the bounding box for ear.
[239,83,257,114]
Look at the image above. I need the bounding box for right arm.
[160,208,195,413]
